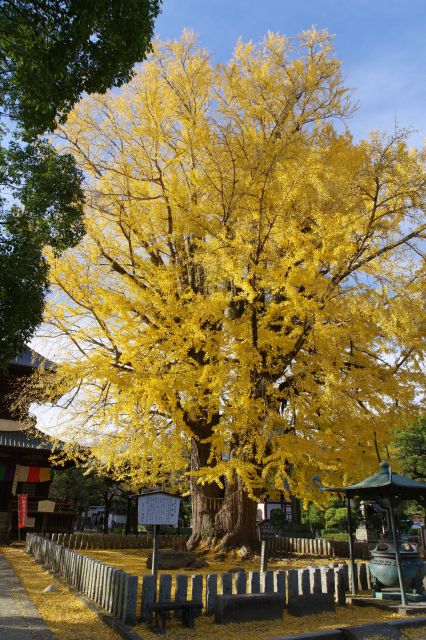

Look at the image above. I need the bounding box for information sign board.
[138,491,180,526]
[257,519,276,541]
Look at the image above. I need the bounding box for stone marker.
[107,568,117,614]
[342,623,407,640]
[175,573,188,602]
[249,571,260,594]
[141,574,156,622]
[322,568,335,600]
[104,566,113,610]
[340,563,349,591]
[235,572,247,595]
[191,574,203,615]
[113,569,124,618]
[175,573,188,619]
[335,568,346,606]
[214,593,284,624]
[287,569,298,605]
[206,574,218,615]
[159,574,172,602]
[311,568,322,594]
[299,569,310,596]
[287,593,335,617]
[122,574,138,626]
[221,572,232,595]
[261,570,274,593]
[274,571,286,603]
[146,550,196,569]
[42,584,58,593]
[357,563,368,591]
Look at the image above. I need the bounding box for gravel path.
[0,553,55,640]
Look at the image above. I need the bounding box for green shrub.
[320,530,349,541]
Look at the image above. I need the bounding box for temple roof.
[0,428,53,451]
[8,347,55,371]
[314,461,426,502]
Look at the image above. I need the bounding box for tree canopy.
[26,31,426,510]
[0,0,162,136]
[393,417,426,481]
[0,140,84,366]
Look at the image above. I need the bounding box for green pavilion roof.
[315,461,426,503]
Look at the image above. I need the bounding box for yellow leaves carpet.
[3,546,424,640]
[1,546,121,640]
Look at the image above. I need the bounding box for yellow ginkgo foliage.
[30,30,425,548]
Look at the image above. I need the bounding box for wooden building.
[0,348,76,543]
[256,493,302,523]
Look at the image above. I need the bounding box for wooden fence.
[41,531,370,558]
[138,561,371,621]
[27,533,373,625]
[43,531,190,550]
[26,533,138,625]
[269,536,371,559]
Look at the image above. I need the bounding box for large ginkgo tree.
[27,30,425,549]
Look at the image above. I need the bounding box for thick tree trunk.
[187,438,258,551]
[213,475,258,550]
[187,438,223,549]
[103,510,109,534]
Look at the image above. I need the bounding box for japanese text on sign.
[18,494,28,529]
[138,493,180,526]
[257,519,276,540]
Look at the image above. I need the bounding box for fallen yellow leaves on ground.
[4,545,423,640]
[1,546,121,640]
[81,549,418,640]
[405,626,426,637]
[82,548,354,609]
[134,605,410,640]
[82,547,353,577]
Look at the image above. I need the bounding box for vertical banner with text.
[18,494,28,529]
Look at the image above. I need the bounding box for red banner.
[18,494,28,529]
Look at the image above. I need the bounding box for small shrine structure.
[0,347,76,542]
[314,461,426,606]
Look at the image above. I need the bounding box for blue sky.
[154,0,426,147]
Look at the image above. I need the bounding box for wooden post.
[151,524,160,602]
[260,539,268,573]
[388,497,407,607]
[346,492,357,595]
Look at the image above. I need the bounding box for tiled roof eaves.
[0,430,53,451]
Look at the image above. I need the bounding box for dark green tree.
[0,0,161,364]
[0,0,162,136]
[301,503,326,533]
[393,417,426,481]
[0,140,84,366]
[49,467,129,534]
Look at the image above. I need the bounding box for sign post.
[257,519,276,573]
[138,491,181,601]
[18,494,28,541]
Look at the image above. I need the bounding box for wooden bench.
[149,601,203,634]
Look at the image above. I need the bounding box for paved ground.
[0,553,55,640]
